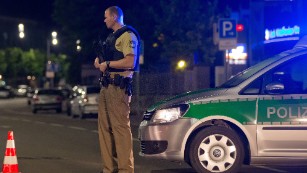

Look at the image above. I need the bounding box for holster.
[124,78,133,96]
[99,74,110,88]
[99,74,133,96]
[114,74,123,86]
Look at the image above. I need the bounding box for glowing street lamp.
[76,39,81,51]
[46,31,59,88]
[19,32,25,39]
[18,23,25,39]
[51,31,58,45]
[177,60,187,70]
[47,31,59,59]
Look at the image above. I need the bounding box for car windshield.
[219,49,299,88]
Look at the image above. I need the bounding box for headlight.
[152,104,189,124]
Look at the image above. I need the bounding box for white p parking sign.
[219,19,237,38]
[218,18,237,50]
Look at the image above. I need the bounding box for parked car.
[0,86,14,98]
[14,84,28,97]
[70,85,100,119]
[31,88,63,114]
[139,36,307,173]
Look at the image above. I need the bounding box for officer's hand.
[94,57,100,68]
[99,62,107,72]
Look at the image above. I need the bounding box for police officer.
[94,6,139,173]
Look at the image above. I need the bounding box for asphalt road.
[0,97,307,173]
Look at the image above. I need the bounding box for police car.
[138,36,307,173]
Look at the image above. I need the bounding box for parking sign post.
[218,19,237,81]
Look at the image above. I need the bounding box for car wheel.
[67,107,71,116]
[32,108,37,114]
[56,108,62,113]
[189,126,244,173]
[79,112,86,119]
[71,112,79,119]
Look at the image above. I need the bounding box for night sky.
[0,0,249,22]
[0,0,54,24]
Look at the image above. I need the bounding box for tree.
[0,47,68,86]
[52,0,108,84]
[52,0,229,74]
[149,0,221,69]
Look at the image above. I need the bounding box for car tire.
[56,108,62,113]
[32,109,37,114]
[67,107,71,116]
[79,113,86,119]
[189,125,244,173]
[71,112,79,119]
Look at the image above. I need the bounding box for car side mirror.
[265,82,285,94]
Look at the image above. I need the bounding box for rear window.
[0,87,8,91]
[38,89,62,95]
[86,87,100,94]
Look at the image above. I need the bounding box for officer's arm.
[109,54,136,69]
[98,54,135,72]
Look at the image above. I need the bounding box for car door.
[256,54,307,156]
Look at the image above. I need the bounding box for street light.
[51,31,58,45]
[18,23,25,39]
[47,31,58,60]
[177,60,187,70]
[46,31,58,88]
[76,39,81,51]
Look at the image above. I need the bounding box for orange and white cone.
[1,131,21,173]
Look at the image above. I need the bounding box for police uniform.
[98,26,139,173]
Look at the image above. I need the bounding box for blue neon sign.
[265,25,300,40]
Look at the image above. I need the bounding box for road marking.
[21,119,31,122]
[91,130,98,133]
[50,123,64,127]
[68,126,87,131]
[3,108,32,116]
[253,165,288,173]
[34,121,47,125]
[0,111,127,136]
[10,117,20,121]
[0,125,11,129]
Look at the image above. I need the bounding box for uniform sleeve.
[120,32,138,57]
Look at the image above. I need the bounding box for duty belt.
[99,74,133,96]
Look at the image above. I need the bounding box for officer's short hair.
[107,6,123,19]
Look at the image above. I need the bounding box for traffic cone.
[1,131,21,173]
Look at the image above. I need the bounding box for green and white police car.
[138,36,307,173]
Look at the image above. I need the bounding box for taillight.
[83,95,89,103]
[33,95,39,102]
[56,96,63,102]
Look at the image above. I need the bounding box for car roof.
[294,35,307,48]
